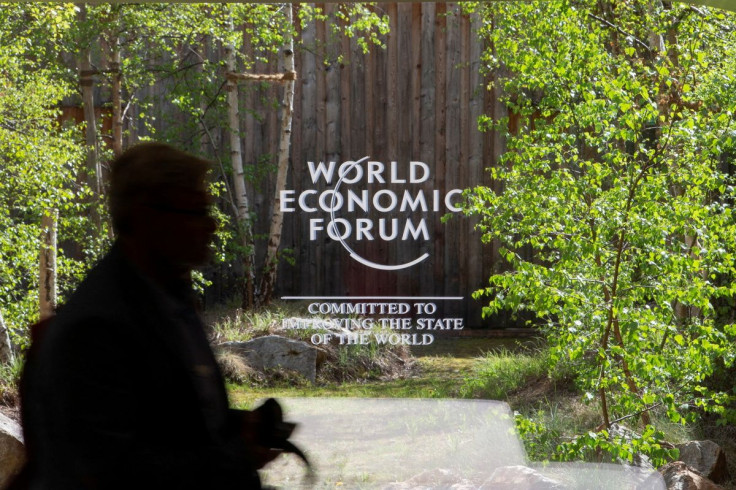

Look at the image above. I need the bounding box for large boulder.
[0,412,25,489]
[382,468,476,489]
[220,336,324,382]
[659,461,723,490]
[676,440,730,484]
[480,465,566,489]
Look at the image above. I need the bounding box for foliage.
[466,0,736,461]
[553,424,679,468]
[514,413,562,462]
[0,4,101,346]
[0,3,392,353]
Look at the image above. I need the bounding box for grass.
[206,300,306,343]
[213,306,736,485]
[459,348,549,400]
[0,356,23,408]
[228,355,474,409]
[226,336,550,412]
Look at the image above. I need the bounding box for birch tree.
[466,0,736,465]
[76,4,101,195]
[0,4,89,348]
[258,4,297,305]
[225,10,257,308]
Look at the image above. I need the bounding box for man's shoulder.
[41,246,145,354]
[59,245,137,322]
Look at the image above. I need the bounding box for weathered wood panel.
[244,3,504,327]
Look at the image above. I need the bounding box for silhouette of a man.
[21,143,270,489]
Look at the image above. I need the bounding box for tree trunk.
[225,13,256,309]
[197,36,210,156]
[258,4,296,306]
[0,310,13,365]
[39,209,58,320]
[109,27,123,157]
[78,4,101,196]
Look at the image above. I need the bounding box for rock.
[659,461,723,490]
[407,468,474,488]
[676,440,730,483]
[480,465,566,489]
[220,336,324,382]
[381,469,475,489]
[0,412,25,489]
[609,423,654,469]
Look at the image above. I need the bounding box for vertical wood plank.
[409,3,423,297]
[443,4,461,319]
[411,3,422,161]
[284,8,304,297]
[314,3,327,293]
[348,32,367,295]
[458,9,471,321]
[340,14,352,161]
[395,2,415,296]
[387,3,399,159]
[338,12,354,296]
[242,23,256,200]
[366,5,384,296]
[433,2,447,299]
[363,28,375,158]
[300,6,319,295]
[324,3,343,294]
[419,2,436,300]
[468,11,489,327]
[253,54,274,277]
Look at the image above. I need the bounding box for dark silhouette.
[18,143,275,489]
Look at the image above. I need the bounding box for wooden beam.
[226,70,297,83]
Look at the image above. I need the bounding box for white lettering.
[445,189,463,212]
[367,161,386,184]
[308,161,337,184]
[402,219,429,240]
[410,161,430,183]
[280,190,295,212]
[298,189,318,212]
[373,189,398,212]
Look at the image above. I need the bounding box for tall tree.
[466,0,736,463]
[224,9,258,308]
[258,4,296,306]
[0,4,91,349]
[76,4,101,195]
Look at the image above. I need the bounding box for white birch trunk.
[39,209,58,321]
[0,310,13,365]
[225,13,256,308]
[110,32,123,157]
[258,4,296,305]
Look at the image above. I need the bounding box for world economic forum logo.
[281,157,463,271]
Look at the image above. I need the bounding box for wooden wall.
[242,3,506,327]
